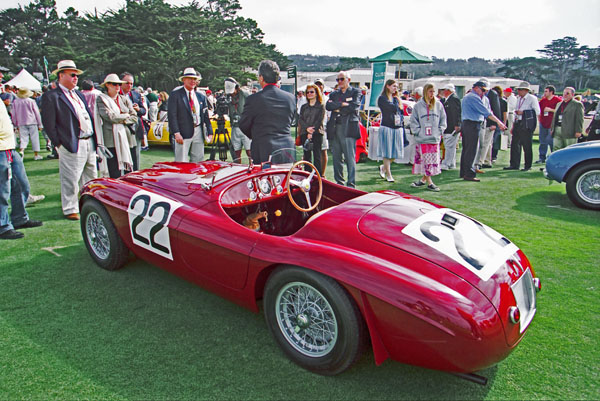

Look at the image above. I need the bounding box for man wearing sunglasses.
[326,71,361,188]
[41,60,97,221]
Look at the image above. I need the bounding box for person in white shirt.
[504,88,517,147]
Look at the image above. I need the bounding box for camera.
[214,93,231,117]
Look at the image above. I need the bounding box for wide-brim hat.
[516,81,531,91]
[52,59,83,75]
[100,73,126,87]
[442,83,456,92]
[179,67,202,81]
[17,88,33,98]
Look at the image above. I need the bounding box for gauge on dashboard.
[259,178,272,194]
[273,175,282,185]
[246,181,254,190]
[276,185,283,194]
[249,191,257,201]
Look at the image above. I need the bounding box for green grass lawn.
[1,141,599,400]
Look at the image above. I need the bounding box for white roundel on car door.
[127,189,182,260]
[402,208,519,281]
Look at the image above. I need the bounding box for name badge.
[558,115,563,124]
[394,114,401,126]
[346,97,352,101]
[425,127,432,136]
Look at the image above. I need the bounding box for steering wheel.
[286,160,323,212]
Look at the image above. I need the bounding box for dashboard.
[221,173,291,207]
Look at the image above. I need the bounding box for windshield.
[265,147,299,168]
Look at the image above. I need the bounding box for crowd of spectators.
[0,59,595,240]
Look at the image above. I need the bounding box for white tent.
[5,68,42,92]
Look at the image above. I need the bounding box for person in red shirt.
[537,85,561,163]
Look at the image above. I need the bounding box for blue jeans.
[538,126,553,161]
[0,149,30,234]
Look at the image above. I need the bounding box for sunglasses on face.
[306,90,316,94]
[109,83,122,86]
[336,77,345,82]
[70,73,78,78]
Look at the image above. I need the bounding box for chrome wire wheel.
[86,211,110,260]
[275,281,338,357]
[576,169,600,205]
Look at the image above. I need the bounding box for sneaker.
[379,165,385,179]
[427,184,440,192]
[46,154,58,159]
[46,144,52,151]
[0,229,24,240]
[411,180,426,188]
[440,166,449,171]
[33,155,43,161]
[26,194,45,207]
[141,146,149,151]
[14,219,43,229]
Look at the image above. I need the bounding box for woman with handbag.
[376,79,404,182]
[297,84,326,173]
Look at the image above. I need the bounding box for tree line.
[289,37,600,91]
[0,0,287,90]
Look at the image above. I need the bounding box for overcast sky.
[4,0,600,60]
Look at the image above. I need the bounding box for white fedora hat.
[52,59,83,75]
[179,67,202,81]
[516,81,531,91]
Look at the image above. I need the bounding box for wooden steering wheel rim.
[286,160,323,212]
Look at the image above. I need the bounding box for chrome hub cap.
[576,170,600,205]
[275,282,337,357]
[86,212,110,260]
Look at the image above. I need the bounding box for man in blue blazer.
[168,68,213,162]
[326,71,361,188]
[239,60,296,164]
[41,60,97,220]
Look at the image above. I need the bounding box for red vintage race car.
[79,150,540,381]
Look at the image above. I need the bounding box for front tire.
[566,162,600,210]
[81,199,129,270]
[264,266,367,375]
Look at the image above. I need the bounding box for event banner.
[368,62,387,108]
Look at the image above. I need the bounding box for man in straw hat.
[460,80,507,182]
[167,67,213,162]
[41,60,97,220]
[503,81,540,171]
[11,87,43,160]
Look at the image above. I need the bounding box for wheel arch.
[253,262,386,364]
[563,157,600,183]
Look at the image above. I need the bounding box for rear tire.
[566,162,600,210]
[81,199,129,270]
[264,266,367,375]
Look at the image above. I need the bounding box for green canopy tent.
[370,45,433,66]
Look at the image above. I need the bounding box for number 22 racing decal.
[402,208,519,281]
[128,190,182,260]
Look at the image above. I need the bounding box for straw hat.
[179,67,202,81]
[17,88,33,98]
[100,73,126,87]
[516,81,531,91]
[52,60,83,75]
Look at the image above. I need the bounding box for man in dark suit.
[121,72,147,170]
[41,60,97,221]
[326,71,361,188]
[239,60,296,164]
[168,67,213,162]
[440,83,461,170]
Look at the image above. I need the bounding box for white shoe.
[33,155,43,161]
[386,176,395,182]
[379,165,385,179]
[26,194,45,207]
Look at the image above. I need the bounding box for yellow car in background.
[147,114,232,149]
